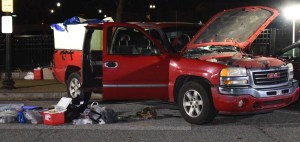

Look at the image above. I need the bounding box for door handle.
[104,61,118,68]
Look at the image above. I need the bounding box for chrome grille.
[252,69,288,85]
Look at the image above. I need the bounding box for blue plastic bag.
[63,16,104,26]
[51,24,65,32]
[52,16,110,32]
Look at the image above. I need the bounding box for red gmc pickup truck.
[53,6,299,124]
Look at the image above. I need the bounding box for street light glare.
[57,2,61,7]
[51,9,54,13]
[283,5,300,20]
[149,4,156,9]
[99,9,102,13]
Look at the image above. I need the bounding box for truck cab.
[81,22,201,100]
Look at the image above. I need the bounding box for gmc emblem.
[267,72,281,79]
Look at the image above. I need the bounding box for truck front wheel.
[66,72,91,104]
[178,81,218,124]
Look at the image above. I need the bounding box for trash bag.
[102,108,118,124]
[24,72,34,80]
[20,106,43,124]
[88,102,118,124]
[64,103,88,123]
[23,109,43,124]
[0,104,23,123]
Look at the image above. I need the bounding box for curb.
[0,92,102,101]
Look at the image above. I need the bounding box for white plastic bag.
[24,72,34,80]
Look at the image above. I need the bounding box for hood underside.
[186,6,279,50]
[201,52,286,68]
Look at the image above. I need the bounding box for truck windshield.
[145,25,201,53]
[163,26,200,52]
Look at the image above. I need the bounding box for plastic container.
[34,68,43,80]
[43,110,64,126]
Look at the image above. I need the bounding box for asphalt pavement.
[1,79,300,142]
[1,99,300,142]
[0,79,101,101]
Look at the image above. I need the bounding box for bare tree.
[115,0,125,22]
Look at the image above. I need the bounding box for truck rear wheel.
[66,72,91,104]
[178,81,218,124]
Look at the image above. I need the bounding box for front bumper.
[211,80,300,113]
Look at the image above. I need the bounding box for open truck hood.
[186,6,279,50]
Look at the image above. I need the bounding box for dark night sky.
[2,0,300,24]
[7,0,300,24]
[1,0,300,34]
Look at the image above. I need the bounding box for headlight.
[287,63,294,80]
[220,67,247,77]
[220,67,248,85]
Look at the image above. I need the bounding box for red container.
[34,68,43,80]
[43,111,64,126]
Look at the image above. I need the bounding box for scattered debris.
[65,103,88,123]
[87,102,118,124]
[134,107,157,119]
[23,109,43,124]
[0,100,159,125]
[72,117,93,125]
[0,104,23,123]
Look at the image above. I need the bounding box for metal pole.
[1,12,15,89]
[292,19,296,57]
[293,19,295,43]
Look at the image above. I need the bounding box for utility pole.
[1,0,15,89]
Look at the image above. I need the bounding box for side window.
[90,30,103,51]
[107,26,160,55]
[89,30,103,61]
[281,47,300,60]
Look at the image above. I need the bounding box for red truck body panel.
[53,50,82,84]
[211,87,300,113]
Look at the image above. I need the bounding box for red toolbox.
[43,110,64,126]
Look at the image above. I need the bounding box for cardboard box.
[43,110,64,126]
[42,68,54,80]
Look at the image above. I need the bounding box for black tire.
[178,81,218,124]
[66,72,91,104]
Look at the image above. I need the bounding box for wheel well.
[173,75,212,104]
[65,66,81,83]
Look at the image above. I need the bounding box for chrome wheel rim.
[69,78,81,98]
[183,89,203,118]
